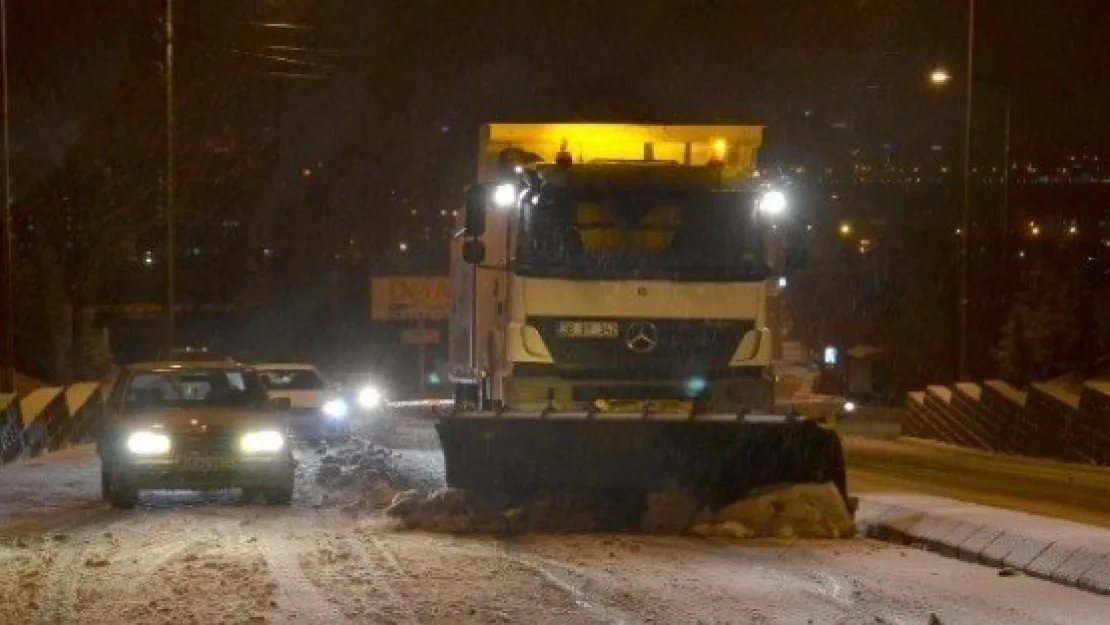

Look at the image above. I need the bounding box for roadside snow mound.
[388,488,639,533]
[386,481,854,537]
[312,437,412,512]
[692,482,855,539]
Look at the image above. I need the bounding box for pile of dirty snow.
[385,481,854,537]
[692,482,856,539]
[311,437,413,512]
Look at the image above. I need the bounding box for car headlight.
[126,431,171,455]
[757,190,787,217]
[240,430,285,454]
[322,398,348,419]
[357,386,383,409]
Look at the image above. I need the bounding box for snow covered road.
[2,420,1110,623]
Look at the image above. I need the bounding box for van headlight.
[358,386,383,410]
[240,430,285,454]
[126,431,171,455]
[322,398,349,418]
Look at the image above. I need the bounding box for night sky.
[7,0,1110,206]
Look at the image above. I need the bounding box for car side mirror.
[270,397,292,411]
[464,183,489,237]
[462,239,486,265]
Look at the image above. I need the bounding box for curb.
[855,493,1110,596]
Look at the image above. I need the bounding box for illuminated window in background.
[574,203,682,254]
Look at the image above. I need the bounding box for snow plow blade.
[434,412,848,511]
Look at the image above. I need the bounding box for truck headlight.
[126,431,171,455]
[758,190,787,217]
[492,182,517,209]
[240,430,285,454]
[322,398,348,419]
[358,386,383,410]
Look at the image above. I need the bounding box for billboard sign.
[371,277,451,321]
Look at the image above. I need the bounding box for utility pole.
[163,0,176,354]
[0,0,14,393]
[1001,93,1012,276]
[957,0,975,381]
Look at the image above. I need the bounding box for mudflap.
[435,415,849,512]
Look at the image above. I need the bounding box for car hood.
[266,389,329,409]
[114,408,286,432]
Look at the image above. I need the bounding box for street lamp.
[930,67,1015,383]
[0,0,13,393]
[163,0,176,354]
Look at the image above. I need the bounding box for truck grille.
[529,317,752,375]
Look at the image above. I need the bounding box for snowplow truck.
[440,123,848,511]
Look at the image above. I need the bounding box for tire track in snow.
[255,522,347,624]
[31,512,146,625]
[436,535,648,624]
[339,532,419,625]
[31,536,89,625]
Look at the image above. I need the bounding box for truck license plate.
[558,320,620,339]
[178,456,235,471]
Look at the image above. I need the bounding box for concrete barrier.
[0,393,21,463]
[905,377,1110,468]
[0,381,104,466]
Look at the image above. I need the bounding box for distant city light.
[301,167,312,178]
[929,68,953,86]
[142,250,155,267]
[1068,224,1079,235]
[777,276,788,289]
[398,241,409,252]
[839,222,853,237]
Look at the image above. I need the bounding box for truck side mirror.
[462,240,486,265]
[464,184,489,236]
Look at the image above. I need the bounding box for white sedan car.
[255,363,351,442]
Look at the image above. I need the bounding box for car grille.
[529,316,753,376]
[174,427,237,455]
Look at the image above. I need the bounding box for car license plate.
[557,320,619,339]
[178,456,235,471]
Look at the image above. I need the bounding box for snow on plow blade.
[435,412,848,511]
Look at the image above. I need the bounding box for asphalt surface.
[3,410,1110,623]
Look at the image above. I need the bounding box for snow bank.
[386,481,854,537]
[692,482,856,539]
[310,437,413,512]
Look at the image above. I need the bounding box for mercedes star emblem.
[625,321,659,354]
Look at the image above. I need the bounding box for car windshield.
[515,188,766,280]
[122,369,269,413]
[260,369,326,390]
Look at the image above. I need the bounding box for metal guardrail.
[0,382,103,466]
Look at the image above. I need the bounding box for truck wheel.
[264,476,294,505]
[103,466,139,509]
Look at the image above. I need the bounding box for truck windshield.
[515,188,766,280]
